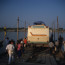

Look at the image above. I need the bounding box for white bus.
[27,24,49,47]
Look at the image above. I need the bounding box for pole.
[54,22,55,43]
[17,16,19,40]
[57,16,59,40]
[23,21,26,53]
[62,29,63,38]
[24,21,26,38]
[52,22,53,35]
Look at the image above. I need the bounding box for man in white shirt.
[6,41,15,64]
[49,42,54,54]
[49,42,54,48]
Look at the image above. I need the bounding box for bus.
[27,24,49,47]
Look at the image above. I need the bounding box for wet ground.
[0,46,65,65]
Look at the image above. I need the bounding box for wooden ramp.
[36,54,57,65]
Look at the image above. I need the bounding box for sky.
[0,0,65,28]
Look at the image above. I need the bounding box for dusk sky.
[0,0,65,28]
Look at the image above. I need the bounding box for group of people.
[49,34,65,55]
[6,37,27,64]
[5,35,65,64]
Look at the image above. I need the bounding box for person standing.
[23,38,27,47]
[58,35,63,49]
[20,39,23,47]
[6,40,15,64]
[63,41,65,58]
[55,40,59,53]
[16,40,22,59]
[49,42,54,54]
[23,38,27,53]
[61,41,65,53]
[5,37,9,45]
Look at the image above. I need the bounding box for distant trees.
[49,27,64,32]
[0,27,64,32]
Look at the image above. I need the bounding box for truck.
[27,24,49,47]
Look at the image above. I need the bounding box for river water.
[0,31,65,42]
